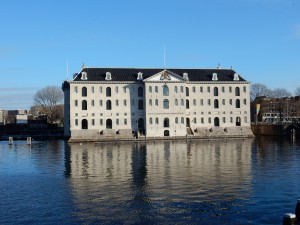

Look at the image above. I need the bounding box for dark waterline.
[0,137,300,225]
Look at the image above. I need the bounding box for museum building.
[62,66,253,141]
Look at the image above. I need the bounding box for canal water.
[0,137,300,225]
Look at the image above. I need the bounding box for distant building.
[252,96,300,124]
[0,109,6,125]
[4,110,28,124]
[62,66,253,141]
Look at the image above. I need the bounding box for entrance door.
[164,130,170,136]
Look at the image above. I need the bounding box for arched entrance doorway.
[106,119,112,129]
[164,130,170,136]
[82,119,88,129]
[186,118,190,127]
[214,117,220,127]
[138,118,145,135]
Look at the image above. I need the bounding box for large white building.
[62,66,254,141]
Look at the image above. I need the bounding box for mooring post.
[27,137,32,145]
[8,137,13,145]
[282,213,296,225]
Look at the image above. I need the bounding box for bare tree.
[34,86,64,123]
[295,87,300,96]
[271,88,291,98]
[250,83,272,101]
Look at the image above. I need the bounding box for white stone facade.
[62,68,253,141]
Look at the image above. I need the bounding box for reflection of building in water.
[65,139,253,223]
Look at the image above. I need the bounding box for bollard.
[283,213,296,225]
[8,137,13,145]
[296,199,300,220]
[27,137,32,145]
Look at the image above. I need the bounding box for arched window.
[181,99,184,106]
[164,118,169,127]
[214,87,218,96]
[106,100,112,110]
[82,119,88,129]
[175,99,178,106]
[149,86,152,93]
[235,87,240,96]
[181,117,184,124]
[174,86,178,93]
[155,118,159,125]
[106,119,112,129]
[163,85,169,96]
[186,87,189,96]
[214,99,219,108]
[155,99,158,106]
[214,117,220,127]
[155,86,158,93]
[163,99,169,109]
[175,117,178,124]
[106,87,111,97]
[236,99,240,108]
[82,100,87,110]
[138,100,144,110]
[82,87,87,97]
[138,87,143,97]
[149,99,152,106]
[186,99,189,109]
[180,86,184,93]
[149,117,153,125]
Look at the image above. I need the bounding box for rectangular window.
[208,99,211,106]
[74,86,78,93]
[116,119,119,125]
[124,100,127,106]
[230,117,233,123]
[91,100,94,107]
[200,99,203,106]
[243,86,246,92]
[229,87,232,93]
[100,119,103,125]
[229,99,232,105]
[155,86,158,93]
[207,87,210,93]
[222,99,225,105]
[223,117,226,123]
[193,99,196,106]
[244,99,247,105]
[124,119,127,125]
[194,118,197,123]
[99,86,102,93]
[75,119,78,126]
[75,100,78,107]
[201,118,204,124]
[149,99,152,106]
[208,117,211,123]
[192,86,196,92]
[99,100,103,106]
[92,119,95,126]
[222,86,225,92]
[115,86,119,93]
[149,86,152,93]
[200,86,203,93]
[116,100,119,106]
[91,86,94,93]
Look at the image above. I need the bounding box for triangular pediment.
[144,70,185,82]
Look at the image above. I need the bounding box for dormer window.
[212,73,218,81]
[81,72,87,80]
[137,72,143,80]
[183,72,189,80]
[233,73,239,81]
[105,72,112,80]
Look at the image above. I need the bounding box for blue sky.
[0,0,299,110]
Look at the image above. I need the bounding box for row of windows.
[75,86,247,97]
[75,116,248,130]
[75,98,247,110]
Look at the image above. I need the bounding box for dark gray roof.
[73,68,247,82]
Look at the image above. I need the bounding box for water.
[0,137,300,225]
